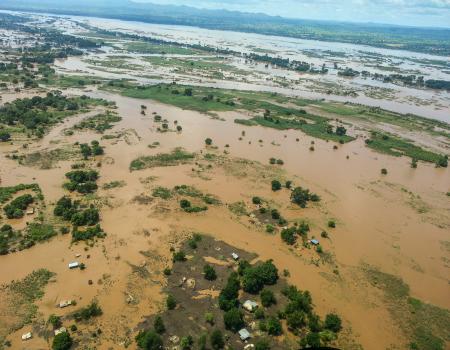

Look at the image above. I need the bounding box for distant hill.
[1,0,450,55]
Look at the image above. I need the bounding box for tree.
[180,199,191,209]
[173,251,186,262]
[260,289,276,307]
[52,332,73,350]
[166,294,177,310]
[266,317,282,335]
[154,316,165,334]
[136,330,163,350]
[300,332,321,348]
[324,313,342,332]
[180,335,194,350]
[328,220,336,228]
[252,196,262,205]
[286,310,306,330]
[291,187,312,208]
[381,168,388,175]
[271,180,281,191]
[335,126,347,136]
[281,227,297,245]
[203,264,217,281]
[48,314,62,329]
[0,130,11,142]
[224,308,244,332]
[210,330,225,350]
[205,138,213,146]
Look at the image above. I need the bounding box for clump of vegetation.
[102,180,126,190]
[52,332,73,350]
[271,180,282,191]
[80,140,104,159]
[73,300,103,321]
[73,111,121,133]
[130,148,195,171]
[204,264,217,281]
[136,330,163,350]
[64,170,99,193]
[179,199,208,213]
[290,187,320,207]
[3,193,34,219]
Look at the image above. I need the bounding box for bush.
[180,335,194,350]
[74,301,102,321]
[52,332,73,350]
[260,289,276,307]
[136,330,163,350]
[180,199,191,209]
[48,314,62,329]
[0,130,11,142]
[210,330,224,350]
[218,272,240,311]
[242,260,278,294]
[173,250,186,262]
[163,267,171,275]
[327,220,336,228]
[223,308,244,332]
[381,168,388,175]
[266,317,282,335]
[154,316,165,334]
[205,138,213,146]
[205,312,215,325]
[290,187,319,208]
[271,180,282,191]
[167,294,177,310]
[281,227,297,245]
[252,196,262,205]
[324,313,342,332]
[203,264,217,281]
[286,310,306,330]
[300,332,321,348]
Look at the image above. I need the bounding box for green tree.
[136,330,163,350]
[260,289,276,307]
[154,316,165,334]
[300,332,321,348]
[255,339,270,350]
[286,310,306,330]
[48,314,62,329]
[205,138,213,146]
[203,264,217,281]
[271,180,281,191]
[266,317,282,336]
[324,313,342,332]
[223,308,244,332]
[166,294,177,310]
[0,130,11,142]
[52,332,73,350]
[180,335,194,350]
[210,329,225,350]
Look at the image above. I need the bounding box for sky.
[135,0,450,27]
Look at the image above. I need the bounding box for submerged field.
[0,11,449,350]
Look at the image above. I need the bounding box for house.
[68,261,79,269]
[59,300,72,308]
[310,239,319,245]
[238,328,251,341]
[231,252,239,260]
[26,207,34,215]
[21,332,32,341]
[243,300,258,312]
[54,327,67,336]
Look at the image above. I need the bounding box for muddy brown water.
[0,89,449,349]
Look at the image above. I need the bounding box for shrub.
[285,180,292,189]
[210,329,224,350]
[324,313,342,332]
[52,332,73,350]
[260,289,276,307]
[0,130,11,142]
[205,138,213,146]
[281,227,297,245]
[270,209,280,220]
[163,267,171,276]
[180,199,191,209]
[300,332,321,348]
[135,330,163,350]
[327,220,336,228]
[154,316,165,334]
[271,180,282,191]
[167,294,177,310]
[48,314,62,329]
[266,317,282,335]
[242,260,278,294]
[173,251,186,262]
[252,196,262,205]
[381,168,388,175]
[224,308,244,332]
[286,310,306,330]
[205,312,215,325]
[290,187,319,208]
[180,335,194,350]
[266,224,275,234]
[203,264,217,281]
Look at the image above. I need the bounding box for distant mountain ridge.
[1,0,450,55]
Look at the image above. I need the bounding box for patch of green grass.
[365,266,450,350]
[73,111,121,133]
[228,201,248,216]
[365,132,447,164]
[124,41,200,55]
[26,223,56,242]
[0,269,55,339]
[130,148,195,171]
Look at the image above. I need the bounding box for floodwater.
[1,87,449,349]
[0,11,449,350]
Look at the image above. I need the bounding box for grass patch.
[0,184,41,204]
[0,269,55,342]
[72,111,121,134]
[365,266,450,350]
[102,180,126,190]
[365,132,447,165]
[130,148,195,171]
